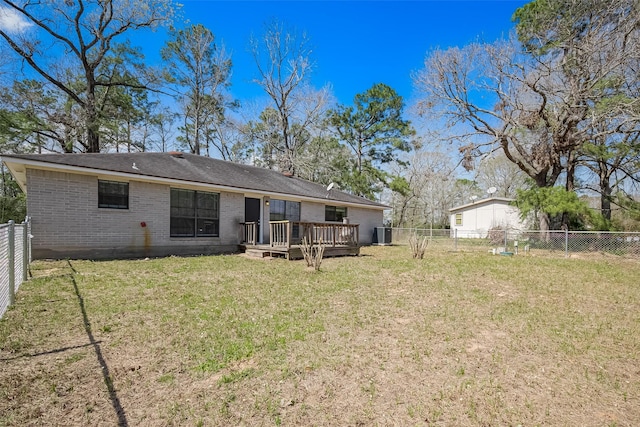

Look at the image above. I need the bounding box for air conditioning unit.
[373,227,392,245]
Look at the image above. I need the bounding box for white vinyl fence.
[0,218,32,319]
[391,227,640,257]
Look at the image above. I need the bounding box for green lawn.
[1,246,639,426]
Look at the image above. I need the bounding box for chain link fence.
[0,218,32,319]
[391,227,640,257]
[392,228,453,252]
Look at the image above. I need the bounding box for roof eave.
[1,156,388,210]
[1,157,28,192]
[449,197,515,213]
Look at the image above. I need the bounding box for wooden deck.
[239,243,360,260]
[240,220,360,260]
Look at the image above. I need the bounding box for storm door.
[244,197,261,244]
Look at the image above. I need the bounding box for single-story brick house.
[2,152,387,259]
[449,197,527,238]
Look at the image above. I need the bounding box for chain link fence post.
[565,228,569,258]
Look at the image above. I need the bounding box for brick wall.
[301,201,325,222]
[26,169,243,259]
[25,168,384,258]
[347,206,383,245]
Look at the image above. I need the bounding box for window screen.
[170,188,219,237]
[98,180,129,209]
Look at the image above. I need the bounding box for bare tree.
[0,0,175,152]
[205,115,248,162]
[475,153,528,199]
[152,107,179,152]
[415,39,573,190]
[250,20,329,175]
[414,39,575,231]
[391,151,455,228]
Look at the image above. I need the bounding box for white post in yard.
[22,220,29,282]
[8,220,15,306]
[454,228,458,252]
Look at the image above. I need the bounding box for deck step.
[244,248,271,258]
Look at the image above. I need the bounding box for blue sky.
[176,0,528,106]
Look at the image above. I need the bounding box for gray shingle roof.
[2,152,387,208]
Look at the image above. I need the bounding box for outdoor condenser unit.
[373,227,392,245]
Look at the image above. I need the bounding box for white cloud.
[0,6,33,34]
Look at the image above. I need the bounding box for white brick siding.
[301,201,326,222]
[347,206,383,245]
[25,168,385,258]
[27,169,243,259]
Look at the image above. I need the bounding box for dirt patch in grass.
[1,248,639,426]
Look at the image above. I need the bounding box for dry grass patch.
[1,247,639,426]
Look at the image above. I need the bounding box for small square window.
[98,180,129,209]
[455,213,463,226]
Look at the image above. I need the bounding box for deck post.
[268,222,272,248]
[253,222,258,245]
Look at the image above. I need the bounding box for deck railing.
[269,221,292,248]
[241,222,258,245]
[269,221,359,248]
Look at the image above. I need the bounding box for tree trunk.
[85,87,100,153]
[565,151,576,192]
[86,121,100,153]
[193,107,201,155]
[539,211,551,242]
[396,196,412,228]
[600,165,612,221]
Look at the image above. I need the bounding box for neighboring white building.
[449,197,526,238]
